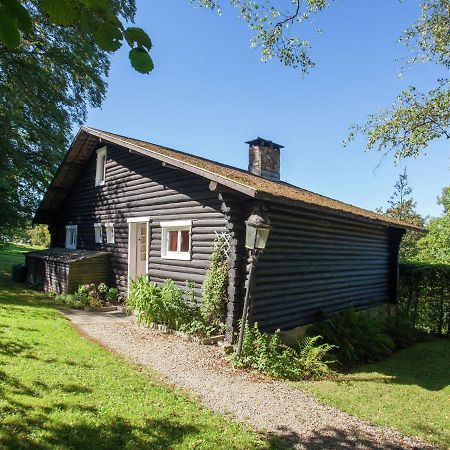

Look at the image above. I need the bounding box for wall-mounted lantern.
[237,209,271,357]
[245,212,271,251]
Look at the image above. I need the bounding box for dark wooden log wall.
[26,254,69,294]
[68,254,110,293]
[25,254,110,294]
[48,143,231,299]
[250,203,403,332]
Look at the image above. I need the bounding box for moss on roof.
[86,127,422,232]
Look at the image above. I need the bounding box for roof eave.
[254,191,426,232]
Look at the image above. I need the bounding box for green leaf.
[3,0,32,33]
[41,0,78,26]
[93,22,123,51]
[124,27,152,50]
[129,47,154,74]
[0,11,20,48]
[80,0,109,12]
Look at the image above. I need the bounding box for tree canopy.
[415,186,450,264]
[0,0,448,238]
[0,0,138,239]
[0,0,153,72]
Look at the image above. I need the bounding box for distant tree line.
[379,169,450,264]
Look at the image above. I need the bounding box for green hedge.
[399,261,450,335]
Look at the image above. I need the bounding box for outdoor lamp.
[245,212,271,251]
[237,210,271,357]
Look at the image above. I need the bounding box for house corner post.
[218,193,248,343]
[388,227,405,308]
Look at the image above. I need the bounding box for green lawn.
[296,339,450,448]
[0,244,282,450]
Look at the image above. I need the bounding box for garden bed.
[84,304,118,312]
[135,318,224,345]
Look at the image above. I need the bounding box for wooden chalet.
[30,126,421,337]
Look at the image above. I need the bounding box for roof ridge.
[35,126,423,232]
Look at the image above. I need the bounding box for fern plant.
[309,309,395,365]
[297,336,336,380]
[230,322,335,380]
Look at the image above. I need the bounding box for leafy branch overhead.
[195,0,330,74]
[0,0,154,73]
[346,0,449,160]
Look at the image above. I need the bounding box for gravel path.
[64,310,432,450]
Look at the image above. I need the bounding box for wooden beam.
[208,181,237,194]
[162,161,181,171]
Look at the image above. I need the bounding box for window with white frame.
[65,225,77,250]
[105,223,115,244]
[94,223,102,244]
[161,220,192,260]
[95,146,107,186]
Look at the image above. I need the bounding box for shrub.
[308,309,395,365]
[127,277,195,331]
[127,276,162,325]
[160,279,193,330]
[399,261,450,335]
[107,287,119,303]
[77,282,116,307]
[97,282,108,294]
[179,319,221,337]
[230,322,335,380]
[77,284,91,296]
[388,313,426,348]
[53,292,88,309]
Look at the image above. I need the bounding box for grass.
[0,243,282,450]
[296,339,450,448]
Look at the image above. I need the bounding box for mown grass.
[0,244,282,450]
[296,339,450,448]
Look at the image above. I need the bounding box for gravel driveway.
[64,309,431,450]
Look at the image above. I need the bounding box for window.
[161,220,192,260]
[94,223,102,244]
[65,225,77,250]
[105,223,115,244]
[95,146,107,186]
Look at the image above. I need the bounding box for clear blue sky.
[86,0,449,218]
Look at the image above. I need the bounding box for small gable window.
[95,146,107,186]
[161,220,192,260]
[65,225,77,250]
[94,223,102,244]
[105,223,115,244]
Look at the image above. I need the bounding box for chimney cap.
[245,137,284,149]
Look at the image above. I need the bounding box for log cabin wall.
[48,143,235,299]
[250,203,403,332]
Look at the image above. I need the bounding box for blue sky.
[86,0,449,218]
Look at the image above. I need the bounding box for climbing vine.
[201,235,229,327]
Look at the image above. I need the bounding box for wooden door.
[136,222,148,277]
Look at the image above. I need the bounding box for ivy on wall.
[200,235,229,327]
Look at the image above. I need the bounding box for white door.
[136,222,147,277]
[128,220,149,282]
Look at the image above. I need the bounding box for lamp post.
[236,210,271,357]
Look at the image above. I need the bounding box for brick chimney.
[246,137,284,181]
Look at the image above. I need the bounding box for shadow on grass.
[0,413,201,450]
[332,338,450,392]
[0,370,189,450]
[0,369,289,450]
